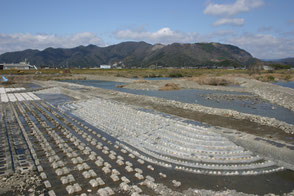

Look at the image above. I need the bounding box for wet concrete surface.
[36,93,73,106]
[25,83,41,89]
[255,137,294,150]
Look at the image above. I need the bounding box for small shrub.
[284,75,291,81]
[115,73,123,77]
[207,78,229,86]
[192,77,237,86]
[267,75,275,81]
[116,84,125,88]
[168,72,183,78]
[133,80,149,84]
[159,83,181,91]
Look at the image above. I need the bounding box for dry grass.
[115,84,125,88]
[1,75,33,85]
[132,79,149,84]
[1,68,293,83]
[69,68,248,78]
[253,72,294,82]
[32,75,86,81]
[189,76,239,86]
[159,83,181,91]
[0,68,257,79]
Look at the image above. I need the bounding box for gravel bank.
[121,78,249,92]
[237,77,294,112]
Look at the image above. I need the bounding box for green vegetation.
[217,60,242,67]
[269,64,292,70]
[267,75,275,81]
[168,72,184,78]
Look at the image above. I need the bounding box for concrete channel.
[0,86,294,195]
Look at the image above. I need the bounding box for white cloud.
[1,29,293,59]
[204,0,264,27]
[204,0,264,16]
[115,27,294,59]
[0,32,104,54]
[213,18,244,26]
[116,27,293,59]
[114,27,204,44]
[226,33,294,59]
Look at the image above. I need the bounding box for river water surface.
[62,80,294,125]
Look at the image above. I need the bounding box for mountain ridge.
[0,41,256,68]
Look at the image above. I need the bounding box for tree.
[248,61,263,75]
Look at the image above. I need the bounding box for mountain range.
[0,41,258,68]
[264,58,294,65]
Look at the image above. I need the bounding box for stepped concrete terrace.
[64,98,284,177]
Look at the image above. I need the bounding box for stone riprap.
[66,98,283,176]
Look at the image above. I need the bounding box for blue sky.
[0,0,294,59]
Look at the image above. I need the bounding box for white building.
[100,65,111,69]
[0,61,31,70]
[263,65,274,71]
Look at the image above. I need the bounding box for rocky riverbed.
[0,171,43,195]
[114,76,294,112]
[237,77,294,112]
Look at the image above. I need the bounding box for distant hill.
[0,41,256,68]
[263,58,294,66]
[274,58,294,66]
